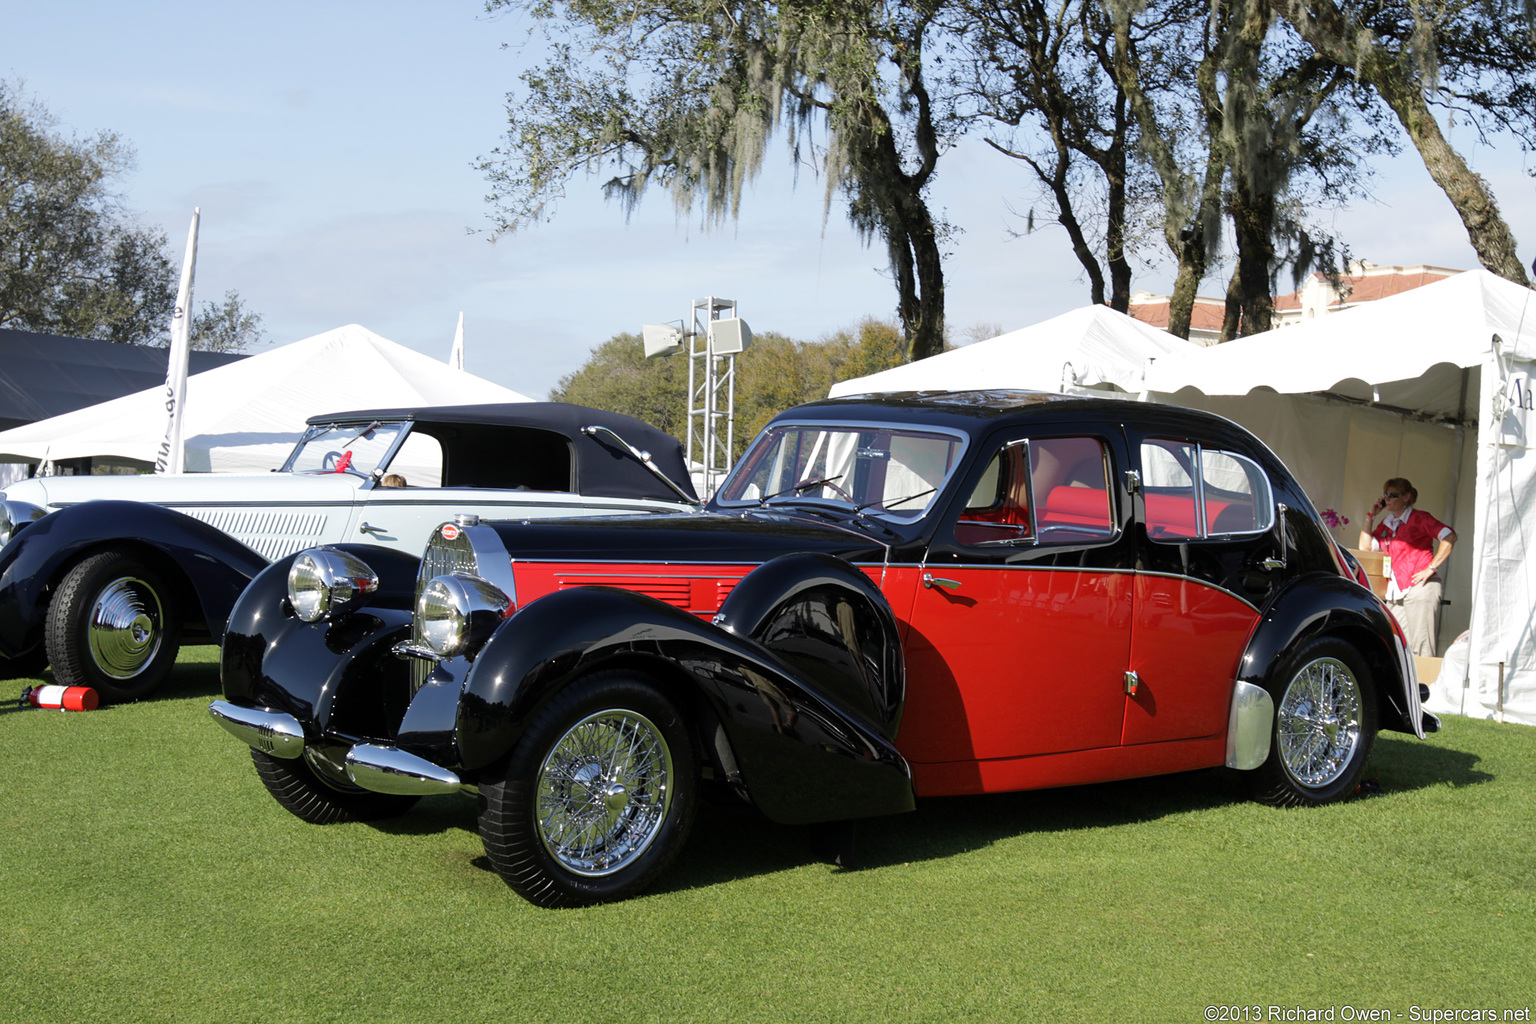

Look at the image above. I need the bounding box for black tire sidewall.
[479,671,696,908]
[250,748,419,824]
[45,551,182,702]
[1255,636,1378,806]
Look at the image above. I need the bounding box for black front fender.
[220,544,422,741]
[458,585,914,825]
[0,500,270,656]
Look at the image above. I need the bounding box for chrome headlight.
[287,547,380,623]
[416,573,511,658]
[0,499,46,549]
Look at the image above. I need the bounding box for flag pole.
[155,208,200,475]
[449,311,465,371]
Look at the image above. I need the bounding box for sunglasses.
[1383,491,1402,499]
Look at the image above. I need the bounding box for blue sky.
[5,0,1533,399]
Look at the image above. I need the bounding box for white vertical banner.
[155,207,200,475]
[449,311,465,371]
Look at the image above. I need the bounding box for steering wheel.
[320,450,362,476]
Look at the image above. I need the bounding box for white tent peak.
[0,324,532,473]
[829,305,1200,398]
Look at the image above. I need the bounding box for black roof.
[772,388,1268,455]
[0,328,247,431]
[305,402,697,503]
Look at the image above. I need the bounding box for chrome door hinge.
[1124,670,1141,695]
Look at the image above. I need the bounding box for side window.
[1031,437,1114,541]
[1202,450,1273,535]
[1141,440,1198,538]
[1141,439,1273,540]
[382,432,443,488]
[955,443,1031,545]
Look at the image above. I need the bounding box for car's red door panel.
[895,565,1132,763]
[1123,574,1259,746]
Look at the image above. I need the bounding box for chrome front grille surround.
[410,524,480,692]
[407,518,518,692]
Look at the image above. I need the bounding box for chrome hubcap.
[1277,657,1362,788]
[535,708,672,877]
[87,577,163,679]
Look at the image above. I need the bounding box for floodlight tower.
[642,296,752,497]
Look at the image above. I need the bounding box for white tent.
[829,305,1202,398]
[0,324,531,473]
[1142,270,1536,726]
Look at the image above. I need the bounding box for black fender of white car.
[1238,569,1432,738]
[0,500,271,658]
[219,549,914,827]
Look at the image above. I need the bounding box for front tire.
[1252,636,1377,807]
[45,551,182,702]
[251,749,419,824]
[478,671,696,908]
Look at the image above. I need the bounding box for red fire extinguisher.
[21,685,99,711]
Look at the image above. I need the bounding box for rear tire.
[478,670,696,908]
[45,551,181,702]
[251,749,419,824]
[1252,636,1377,807]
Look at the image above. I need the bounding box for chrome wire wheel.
[86,575,164,680]
[1276,656,1363,789]
[534,708,675,877]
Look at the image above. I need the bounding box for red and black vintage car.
[211,391,1435,907]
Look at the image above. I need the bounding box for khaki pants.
[1388,576,1443,657]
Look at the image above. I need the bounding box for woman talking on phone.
[1358,477,1457,656]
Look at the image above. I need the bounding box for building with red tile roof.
[1128,262,1464,345]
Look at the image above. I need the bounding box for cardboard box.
[1346,548,1389,597]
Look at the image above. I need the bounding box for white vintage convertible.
[0,403,697,700]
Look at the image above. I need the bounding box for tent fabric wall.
[0,324,531,474]
[1447,354,1536,724]
[1144,270,1536,726]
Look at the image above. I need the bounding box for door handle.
[359,521,387,535]
[922,572,961,591]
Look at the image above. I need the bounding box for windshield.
[283,421,407,476]
[716,423,963,519]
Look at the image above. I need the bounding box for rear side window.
[1140,440,1273,540]
[956,436,1114,546]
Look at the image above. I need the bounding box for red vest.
[1370,509,1450,590]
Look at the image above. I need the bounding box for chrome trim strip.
[208,701,306,759]
[1225,681,1274,770]
[344,744,462,795]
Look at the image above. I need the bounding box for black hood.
[484,509,891,566]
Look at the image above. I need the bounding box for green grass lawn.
[3,649,1533,1024]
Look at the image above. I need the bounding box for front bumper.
[208,700,462,796]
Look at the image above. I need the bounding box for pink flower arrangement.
[1319,508,1350,529]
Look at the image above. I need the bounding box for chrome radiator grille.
[410,526,480,692]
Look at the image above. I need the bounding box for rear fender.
[0,500,270,655]
[458,585,914,825]
[1239,572,1423,737]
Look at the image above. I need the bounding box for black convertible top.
[306,402,696,503]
